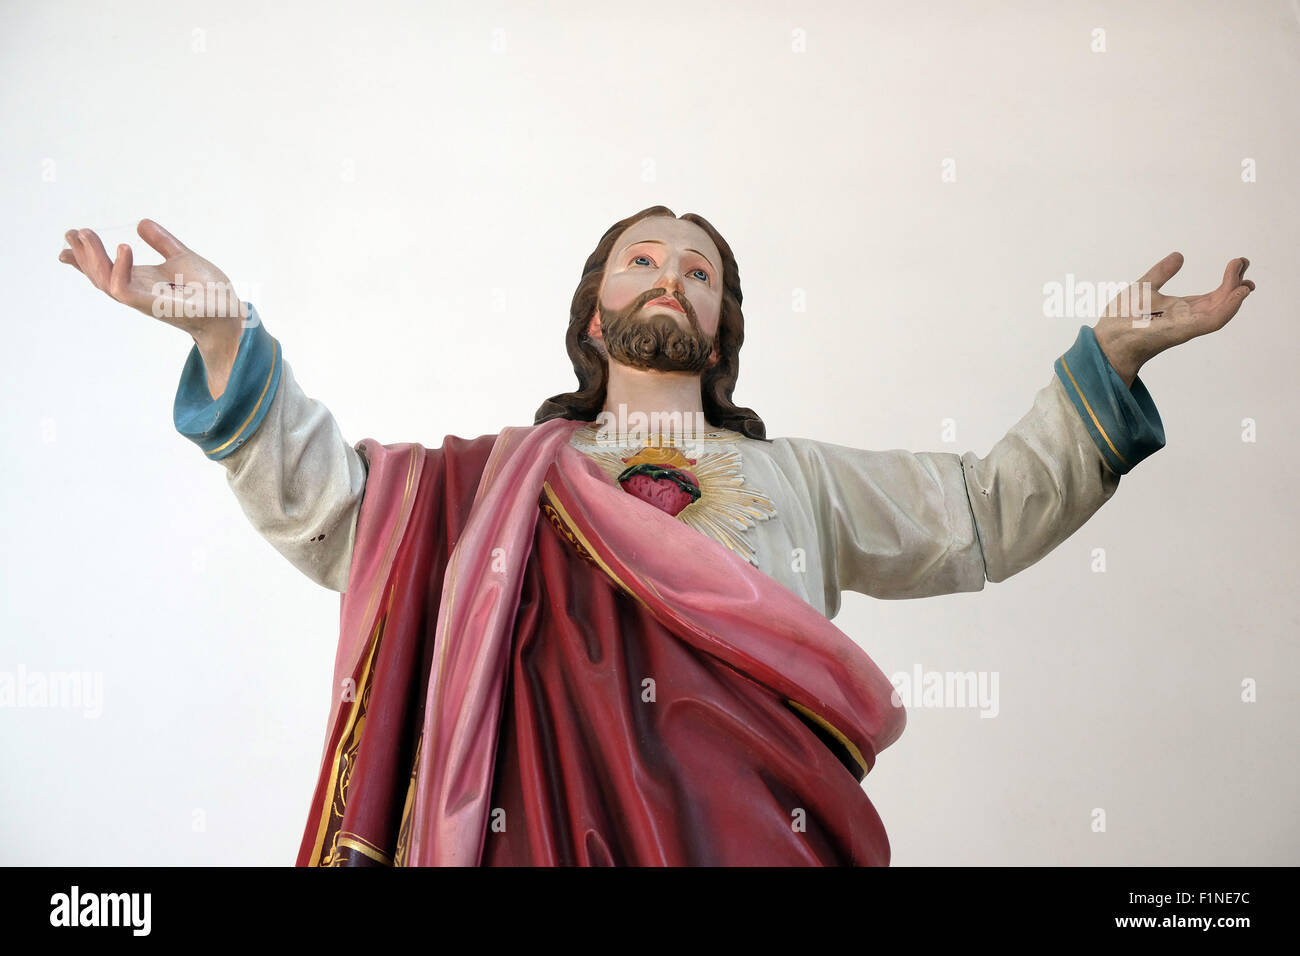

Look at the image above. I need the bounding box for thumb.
[1137,251,1184,293]
[137,218,189,260]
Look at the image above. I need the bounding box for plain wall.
[2,0,1296,865]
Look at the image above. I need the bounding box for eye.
[629,253,710,282]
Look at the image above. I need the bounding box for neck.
[598,362,711,441]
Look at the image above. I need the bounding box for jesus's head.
[534,205,768,441]
[588,214,722,375]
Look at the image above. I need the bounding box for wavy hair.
[532,205,768,441]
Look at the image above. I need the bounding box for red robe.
[296,419,906,866]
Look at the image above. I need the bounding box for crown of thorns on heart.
[615,462,703,517]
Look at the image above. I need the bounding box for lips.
[647,295,685,313]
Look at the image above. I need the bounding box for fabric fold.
[398,420,905,865]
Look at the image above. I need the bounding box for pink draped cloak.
[296,419,906,867]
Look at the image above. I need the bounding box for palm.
[59,219,243,337]
[1097,252,1255,359]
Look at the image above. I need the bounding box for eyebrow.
[622,239,717,274]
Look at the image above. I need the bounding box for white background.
[3,0,1297,865]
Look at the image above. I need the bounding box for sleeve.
[785,324,1166,606]
[173,302,368,592]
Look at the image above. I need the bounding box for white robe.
[209,358,1118,619]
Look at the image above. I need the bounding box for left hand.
[1093,253,1256,387]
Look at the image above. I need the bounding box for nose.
[655,264,685,295]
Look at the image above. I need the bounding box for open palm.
[59,219,244,341]
[1095,253,1256,378]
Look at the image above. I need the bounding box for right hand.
[59,219,245,346]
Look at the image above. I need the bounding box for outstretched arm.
[784,358,1130,606]
[60,220,367,592]
[172,306,367,591]
[785,254,1255,607]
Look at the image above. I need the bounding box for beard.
[596,287,716,373]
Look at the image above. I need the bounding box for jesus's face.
[588,216,724,373]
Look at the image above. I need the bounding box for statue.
[59,209,1255,865]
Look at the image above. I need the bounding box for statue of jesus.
[59,208,1254,866]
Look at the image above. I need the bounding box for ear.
[585,309,602,342]
[705,342,720,369]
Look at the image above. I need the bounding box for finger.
[58,248,86,276]
[137,218,188,260]
[1204,280,1253,330]
[75,228,115,290]
[109,243,133,302]
[1138,251,1184,293]
[1218,257,1249,294]
[1223,285,1251,321]
[64,229,91,279]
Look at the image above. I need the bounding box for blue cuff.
[1054,325,1166,476]
[173,303,282,461]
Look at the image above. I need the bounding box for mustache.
[599,287,713,372]
[638,287,694,320]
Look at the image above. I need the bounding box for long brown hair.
[532,205,769,441]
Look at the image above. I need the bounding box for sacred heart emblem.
[616,461,701,517]
[570,425,778,567]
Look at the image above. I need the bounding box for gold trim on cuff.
[210,338,280,456]
[1059,355,1128,469]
